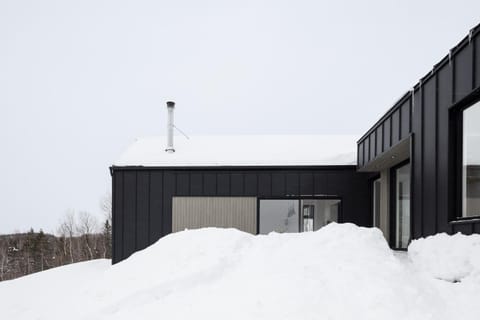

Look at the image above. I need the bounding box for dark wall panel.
[271,173,285,196]
[217,173,230,196]
[258,173,272,197]
[176,173,190,196]
[376,126,383,156]
[412,90,423,238]
[474,223,480,234]
[400,100,411,140]
[203,173,217,195]
[149,171,163,243]
[422,77,437,236]
[123,171,137,258]
[244,173,257,196]
[190,173,203,195]
[454,44,473,102]
[358,142,364,167]
[136,172,150,250]
[369,133,376,160]
[300,173,314,195]
[452,223,474,235]
[162,172,175,235]
[230,173,244,196]
[436,65,452,233]
[364,135,370,163]
[286,173,299,195]
[383,117,391,151]
[391,109,400,145]
[113,172,123,263]
[313,173,327,194]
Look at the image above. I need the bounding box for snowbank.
[1,224,480,320]
[408,232,480,282]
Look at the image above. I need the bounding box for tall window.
[462,101,480,217]
[394,163,410,249]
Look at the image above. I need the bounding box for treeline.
[0,210,111,282]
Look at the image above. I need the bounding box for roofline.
[110,164,359,172]
[357,21,480,144]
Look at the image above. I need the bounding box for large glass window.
[259,199,299,234]
[394,163,410,249]
[259,199,340,234]
[462,101,480,217]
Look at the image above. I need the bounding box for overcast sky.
[1,0,480,234]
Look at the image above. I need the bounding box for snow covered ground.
[1,223,479,320]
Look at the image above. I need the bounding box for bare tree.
[100,193,112,258]
[58,210,77,263]
[77,211,98,260]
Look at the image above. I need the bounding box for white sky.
[1,0,480,234]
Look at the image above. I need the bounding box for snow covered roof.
[114,135,358,167]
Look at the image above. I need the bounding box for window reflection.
[395,163,410,249]
[258,199,340,234]
[462,101,480,217]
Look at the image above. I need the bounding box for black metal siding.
[111,166,373,263]
[357,26,480,239]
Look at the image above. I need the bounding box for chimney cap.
[166,101,175,108]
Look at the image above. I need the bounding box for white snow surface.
[114,135,358,166]
[1,223,480,320]
[408,232,480,282]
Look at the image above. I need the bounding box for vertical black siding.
[383,117,391,151]
[112,166,374,263]
[376,126,383,156]
[454,44,473,102]
[231,173,244,195]
[369,133,376,160]
[190,173,203,195]
[436,65,452,233]
[391,110,400,145]
[113,172,123,263]
[136,172,150,250]
[123,171,137,258]
[358,142,364,167]
[412,89,423,238]
[217,173,230,196]
[422,77,437,236]
[149,171,163,243]
[400,100,410,140]
[300,173,314,195]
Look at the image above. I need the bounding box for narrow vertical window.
[394,163,411,249]
[462,101,480,217]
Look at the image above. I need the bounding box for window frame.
[389,159,412,250]
[451,96,480,221]
[256,196,343,235]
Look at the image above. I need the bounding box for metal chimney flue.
[165,101,175,153]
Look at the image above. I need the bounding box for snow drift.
[1,223,479,320]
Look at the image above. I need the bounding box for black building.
[111,23,480,263]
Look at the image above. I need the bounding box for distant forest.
[0,196,112,282]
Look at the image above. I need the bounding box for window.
[259,199,299,234]
[259,198,340,234]
[372,178,381,228]
[461,101,480,217]
[393,163,410,249]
